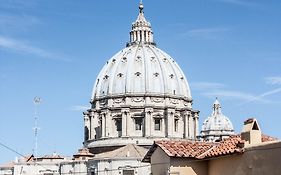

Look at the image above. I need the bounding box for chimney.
[241,118,261,145]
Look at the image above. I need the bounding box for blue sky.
[1,0,281,163]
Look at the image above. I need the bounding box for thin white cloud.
[182,27,229,40]
[238,88,281,105]
[0,14,40,32]
[265,77,281,85]
[216,0,259,7]
[202,90,269,103]
[191,82,225,90]
[0,36,70,61]
[70,105,90,111]
[195,80,281,104]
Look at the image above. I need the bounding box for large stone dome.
[84,3,199,151]
[91,44,191,101]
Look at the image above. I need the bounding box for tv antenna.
[33,96,41,160]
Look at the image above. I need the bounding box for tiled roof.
[0,155,34,168]
[73,148,94,158]
[204,135,244,158]
[205,134,278,158]
[143,134,278,162]
[262,134,278,142]
[95,144,148,159]
[41,155,64,159]
[156,140,216,158]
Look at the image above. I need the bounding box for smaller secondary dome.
[201,98,234,141]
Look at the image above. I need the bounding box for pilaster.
[145,108,153,137]
[105,111,112,138]
[121,108,130,137]
[188,112,194,140]
[166,108,175,137]
[83,112,90,141]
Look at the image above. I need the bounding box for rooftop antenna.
[33,96,41,161]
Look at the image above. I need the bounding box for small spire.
[213,98,222,115]
[139,1,144,13]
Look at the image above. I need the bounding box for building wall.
[170,158,208,175]
[209,141,281,175]
[13,163,60,175]
[89,158,151,175]
[60,160,88,175]
[151,147,170,175]
[0,168,13,175]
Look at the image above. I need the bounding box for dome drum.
[84,106,199,148]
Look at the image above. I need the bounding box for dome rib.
[148,45,167,95]
[157,49,182,96]
[91,45,192,101]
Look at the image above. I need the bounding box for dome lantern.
[127,2,155,47]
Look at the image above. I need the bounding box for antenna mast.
[33,97,41,160]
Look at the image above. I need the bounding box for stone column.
[145,108,153,137]
[179,115,184,138]
[105,111,112,138]
[183,112,189,139]
[101,113,106,138]
[188,112,194,140]
[194,112,199,139]
[166,108,175,137]
[90,111,96,140]
[121,108,130,137]
[83,112,90,141]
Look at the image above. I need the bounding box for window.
[154,118,161,131]
[174,118,179,132]
[115,118,122,137]
[123,170,134,175]
[135,118,143,130]
[116,118,122,132]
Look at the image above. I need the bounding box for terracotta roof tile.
[143,134,279,162]
[155,140,216,159]
[205,135,244,158]
[261,134,278,142]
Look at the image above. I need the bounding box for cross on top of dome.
[139,1,144,13]
[213,97,222,115]
[127,2,156,47]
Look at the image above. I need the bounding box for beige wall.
[170,158,208,175]
[209,141,281,175]
[151,147,170,175]
[150,141,281,175]
[150,148,208,175]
